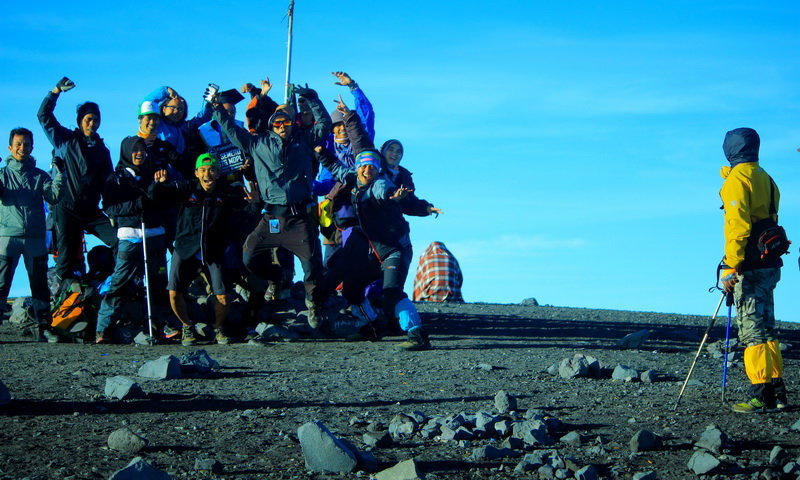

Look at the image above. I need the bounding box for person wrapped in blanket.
[313,103,439,350]
[412,241,463,303]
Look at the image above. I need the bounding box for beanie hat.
[76,101,100,125]
[196,153,219,170]
[330,109,345,126]
[354,150,382,172]
[138,100,160,117]
[380,139,403,157]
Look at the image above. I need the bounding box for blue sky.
[2,1,799,317]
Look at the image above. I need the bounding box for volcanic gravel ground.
[2,302,800,479]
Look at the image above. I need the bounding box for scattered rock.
[374,458,422,480]
[193,457,222,473]
[521,297,539,306]
[514,451,553,472]
[687,450,720,475]
[558,354,601,379]
[769,445,790,466]
[255,322,300,341]
[179,350,220,373]
[617,329,649,349]
[630,429,662,453]
[107,427,148,454]
[494,390,517,413]
[560,431,582,446]
[494,419,513,436]
[502,436,525,450]
[575,465,599,480]
[0,380,10,405]
[297,421,357,473]
[108,457,171,480]
[695,425,728,454]
[473,363,495,371]
[137,355,182,380]
[640,370,657,383]
[546,363,560,375]
[790,418,800,432]
[133,332,157,346]
[612,365,639,382]
[363,431,393,448]
[71,368,92,377]
[633,472,658,480]
[440,425,473,441]
[104,376,143,400]
[470,445,521,460]
[388,414,418,440]
[515,419,554,446]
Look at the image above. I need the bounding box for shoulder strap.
[768,175,778,216]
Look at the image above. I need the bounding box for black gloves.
[56,77,75,93]
[293,83,318,101]
[52,156,65,173]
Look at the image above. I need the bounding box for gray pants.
[0,236,50,318]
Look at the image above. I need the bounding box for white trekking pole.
[140,219,155,343]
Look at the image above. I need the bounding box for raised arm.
[313,146,352,185]
[333,72,375,141]
[294,85,332,145]
[37,77,76,147]
[212,101,256,154]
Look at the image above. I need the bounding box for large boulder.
[297,421,358,473]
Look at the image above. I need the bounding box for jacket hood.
[723,127,760,166]
[117,136,150,176]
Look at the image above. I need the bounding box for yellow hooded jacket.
[719,162,778,269]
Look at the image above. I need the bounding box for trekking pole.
[674,291,727,410]
[140,219,155,341]
[721,292,734,402]
[283,0,295,103]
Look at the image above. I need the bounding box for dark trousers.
[52,204,116,282]
[318,229,412,316]
[96,237,170,333]
[242,211,323,303]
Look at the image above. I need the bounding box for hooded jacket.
[38,92,112,212]
[0,156,63,237]
[719,128,780,270]
[102,137,162,231]
[213,95,331,207]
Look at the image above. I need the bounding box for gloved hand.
[719,264,739,292]
[52,156,65,173]
[56,77,75,93]
[293,83,318,101]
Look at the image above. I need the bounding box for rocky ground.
[2,300,800,480]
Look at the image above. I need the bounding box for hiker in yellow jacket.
[718,127,788,413]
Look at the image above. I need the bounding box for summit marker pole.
[284,0,295,103]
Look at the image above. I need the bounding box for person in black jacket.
[313,105,435,351]
[154,153,258,345]
[95,137,171,343]
[37,77,116,287]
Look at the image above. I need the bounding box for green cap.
[196,153,219,169]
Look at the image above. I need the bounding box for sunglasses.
[272,120,293,128]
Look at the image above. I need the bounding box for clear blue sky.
[2,1,799,317]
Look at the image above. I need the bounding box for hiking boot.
[42,328,59,343]
[162,325,180,340]
[215,328,230,345]
[181,325,197,347]
[306,304,324,329]
[731,398,777,413]
[395,326,431,351]
[95,331,111,344]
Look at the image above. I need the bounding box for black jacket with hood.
[38,92,113,213]
[102,137,162,231]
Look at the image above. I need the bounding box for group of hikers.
[0,72,464,351]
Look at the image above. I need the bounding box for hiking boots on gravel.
[95,331,111,344]
[181,325,197,347]
[731,398,777,413]
[396,326,431,351]
[215,328,230,345]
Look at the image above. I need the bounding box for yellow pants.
[744,341,783,384]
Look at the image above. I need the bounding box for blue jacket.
[143,87,212,155]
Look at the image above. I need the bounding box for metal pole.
[141,220,154,340]
[674,291,727,410]
[721,295,734,402]
[283,0,295,103]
